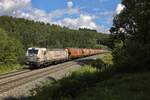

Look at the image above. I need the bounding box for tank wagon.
[26,47,103,68]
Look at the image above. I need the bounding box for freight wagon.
[67,48,83,59]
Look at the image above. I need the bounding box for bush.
[78,53,113,71]
[112,41,150,73]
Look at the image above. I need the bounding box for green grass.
[0,64,23,74]
[77,72,150,100]
[72,65,97,75]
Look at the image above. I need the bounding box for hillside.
[0,16,109,49]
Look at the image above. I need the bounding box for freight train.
[26,47,104,68]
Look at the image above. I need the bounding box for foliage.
[0,16,109,49]
[79,53,113,71]
[110,0,150,72]
[0,64,22,74]
[101,53,113,65]
[0,28,24,65]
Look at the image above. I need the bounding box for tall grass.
[0,64,22,74]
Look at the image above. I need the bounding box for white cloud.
[60,14,98,30]
[59,14,109,33]
[97,25,110,34]
[67,1,73,9]
[12,8,52,23]
[116,3,125,14]
[0,0,31,15]
[33,9,46,17]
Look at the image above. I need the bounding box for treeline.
[0,16,108,65]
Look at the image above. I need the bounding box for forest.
[0,16,108,66]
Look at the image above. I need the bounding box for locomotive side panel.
[46,49,68,62]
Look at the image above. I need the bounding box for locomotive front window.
[28,49,38,54]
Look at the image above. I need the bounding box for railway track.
[0,69,30,80]
[0,62,77,94]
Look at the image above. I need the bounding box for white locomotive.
[26,47,68,67]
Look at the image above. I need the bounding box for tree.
[0,16,109,49]
[0,28,24,65]
[110,0,150,71]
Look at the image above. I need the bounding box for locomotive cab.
[26,47,46,67]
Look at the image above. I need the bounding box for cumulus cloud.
[61,14,97,30]
[67,1,73,9]
[0,0,31,15]
[116,3,125,14]
[14,9,57,24]
[59,14,109,33]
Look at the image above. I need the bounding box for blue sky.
[0,0,123,33]
[32,0,121,29]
